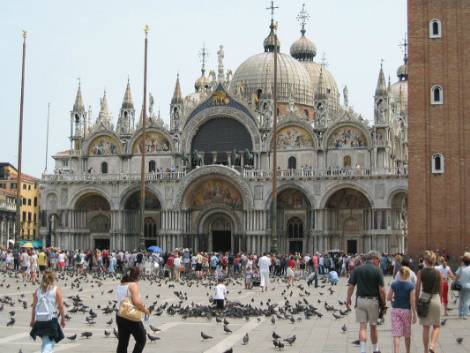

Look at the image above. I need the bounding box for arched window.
[431,85,443,105]
[343,155,352,168]
[101,162,108,174]
[149,160,156,173]
[432,153,444,174]
[429,19,442,38]
[288,156,297,170]
[287,217,303,238]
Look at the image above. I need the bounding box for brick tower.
[408,0,470,256]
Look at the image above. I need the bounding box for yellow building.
[0,163,40,240]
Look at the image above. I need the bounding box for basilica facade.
[40,10,408,255]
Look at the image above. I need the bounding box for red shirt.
[288,259,296,269]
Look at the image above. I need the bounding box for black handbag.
[417,294,432,318]
[451,281,462,291]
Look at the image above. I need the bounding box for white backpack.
[35,287,56,322]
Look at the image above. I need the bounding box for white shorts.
[260,271,270,287]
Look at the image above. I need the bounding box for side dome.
[302,61,340,110]
[391,57,408,110]
[230,52,314,106]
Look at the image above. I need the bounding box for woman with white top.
[116,267,149,353]
[31,251,39,284]
[30,271,65,353]
[435,256,454,316]
[455,252,470,320]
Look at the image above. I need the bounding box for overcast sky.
[0,0,407,177]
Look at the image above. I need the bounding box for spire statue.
[343,85,349,107]
[217,45,225,83]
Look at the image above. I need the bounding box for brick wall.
[408,0,470,257]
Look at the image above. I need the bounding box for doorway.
[94,238,110,250]
[212,231,231,252]
[289,240,303,254]
[347,239,358,254]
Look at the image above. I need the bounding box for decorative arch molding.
[264,181,316,209]
[323,120,371,150]
[127,127,175,155]
[319,182,375,209]
[82,131,123,156]
[196,206,243,235]
[119,184,165,210]
[180,106,262,154]
[173,165,254,210]
[69,187,113,210]
[387,187,408,208]
[264,119,318,150]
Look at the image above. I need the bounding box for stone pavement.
[0,271,468,353]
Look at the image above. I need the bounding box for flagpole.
[271,23,279,254]
[139,25,149,250]
[15,30,27,243]
[44,103,50,173]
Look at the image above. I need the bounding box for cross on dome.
[297,3,310,35]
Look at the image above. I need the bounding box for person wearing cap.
[455,252,470,319]
[346,250,386,353]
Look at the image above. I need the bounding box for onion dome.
[290,34,317,61]
[391,55,408,111]
[263,20,280,53]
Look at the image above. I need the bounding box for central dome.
[230,51,314,107]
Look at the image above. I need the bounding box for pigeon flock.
[0,270,466,352]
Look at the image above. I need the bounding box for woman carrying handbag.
[415,251,441,353]
[116,267,150,353]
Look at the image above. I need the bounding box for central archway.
[325,188,371,253]
[205,213,233,253]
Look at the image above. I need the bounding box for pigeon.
[341,324,347,333]
[273,340,285,349]
[81,332,93,339]
[106,318,113,325]
[283,335,296,345]
[201,331,213,340]
[6,318,15,326]
[104,330,110,337]
[67,334,77,341]
[242,333,249,345]
[222,349,233,353]
[440,319,447,326]
[457,337,463,344]
[223,325,232,334]
[272,331,281,340]
[352,339,360,345]
[149,324,161,332]
[147,333,160,342]
[271,316,276,325]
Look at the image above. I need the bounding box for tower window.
[432,153,444,174]
[429,19,442,38]
[431,85,443,105]
[288,156,297,170]
[101,162,108,174]
[149,160,156,173]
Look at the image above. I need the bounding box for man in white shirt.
[258,253,271,292]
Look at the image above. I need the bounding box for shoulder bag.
[117,288,143,322]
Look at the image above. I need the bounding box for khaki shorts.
[355,297,379,324]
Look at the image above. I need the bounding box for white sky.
[0,0,407,177]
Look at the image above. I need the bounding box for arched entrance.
[123,190,161,248]
[325,188,371,253]
[75,193,111,250]
[203,213,233,252]
[276,188,311,254]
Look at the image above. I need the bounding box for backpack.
[35,287,56,322]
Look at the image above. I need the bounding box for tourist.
[394,258,417,285]
[210,253,219,276]
[387,266,417,353]
[174,252,182,280]
[455,252,470,319]
[415,250,441,353]
[116,267,149,353]
[38,249,48,272]
[435,256,454,316]
[258,253,271,292]
[286,256,295,285]
[30,270,66,353]
[346,250,385,353]
[57,251,66,272]
[245,263,253,289]
[214,277,227,311]
[21,249,30,281]
[328,270,339,285]
[30,250,39,284]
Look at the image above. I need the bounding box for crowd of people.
[1,246,468,353]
